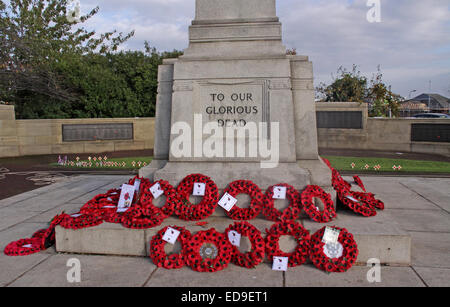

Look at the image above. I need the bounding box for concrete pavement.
[0,175,449,287]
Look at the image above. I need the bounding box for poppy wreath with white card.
[3,238,43,256]
[224,222,265,268]
[184,228,233,273]
[140,180,180,217]
[301,185,336,223]
[121,204,166,229]
[59,213,104,230]
[176,174,219,221]
[262,183,302,222]
[80,188,121,217]
[150,225,192,269]
[265,221,311,267]
[309,226,358,273]
[337,188,377,217]
[223,180,264,220]
[351,191,385,210]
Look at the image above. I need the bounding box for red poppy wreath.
[301,185,336,223]
[184,228,233,273]
[262,183,302,222]
[265,221,311,267]
[224,221,265,268]
[309,226,359,273]
[176,174,219,221]
[59,213,104,230]
[150,225,192,269]
[140,180,180,217]
[353,176,367,192]
[223,180,264,220]
[337,188,377,217]
[121,205,166,229]
[4,238,42,257]
[80,188,121,217]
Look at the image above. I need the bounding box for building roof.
[407,93,450,110]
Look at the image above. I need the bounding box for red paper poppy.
[265,221,311,267]
[309,226,359,273]
[176,174,219,221]
[184,228,233,273]
[150,225,192,269]
[301,185,336,223]
[262,183,302,222]
[224,222,265,268]
[223,180,264,220]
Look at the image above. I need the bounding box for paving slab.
[285,264,425,287]
[413,267,450,287]
[400,178,450,212]
[145,263,283,287]
[7,254,155,287]
[303,210,411,265]
[0,253,52,287]
[410,231,450,268]
[0,206,42,231]
[388,209,450,233]
[26,203,87,223]
[350,177,441,211]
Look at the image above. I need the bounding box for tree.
[316,65,404,117]
[316,65,368,103]
[0,0,134,105]
[367,67,403,117]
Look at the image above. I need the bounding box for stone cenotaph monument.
[140,0,332,193]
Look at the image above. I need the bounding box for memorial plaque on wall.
[62,123,134,142]
[411,124,450,143]
[316,111,363,129]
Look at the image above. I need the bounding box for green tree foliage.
[316,65,404,117]
[0,0,184,119]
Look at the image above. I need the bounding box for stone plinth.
[56,211,411,266]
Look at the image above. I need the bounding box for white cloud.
[75,0,450,97]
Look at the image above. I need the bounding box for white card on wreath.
[218,193,237,212]
[322,226,340,245]
[70,213,83,218]
[23,244,33,248]
[193,182,206,196]
[117,184,135,213]
[162,227,180,245]
[228,230,241,247]
[272,257,288,271]
[273,186,287,199]
[150,182,164,199]
[346,196,360,203]
[133,179,141,192]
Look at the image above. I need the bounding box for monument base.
[141,161,312,190]
[55,211,411,266]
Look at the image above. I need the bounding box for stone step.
[55,210,411,266]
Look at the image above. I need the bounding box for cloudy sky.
[77,0,450,98]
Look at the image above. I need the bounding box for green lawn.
[323,156,450,174]
[51,157,153,170]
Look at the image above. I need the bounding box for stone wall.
[2,103,449,158]
[317,102,450,157]
[0,105,155,158]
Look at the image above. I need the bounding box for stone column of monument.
[140,0,332,193]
